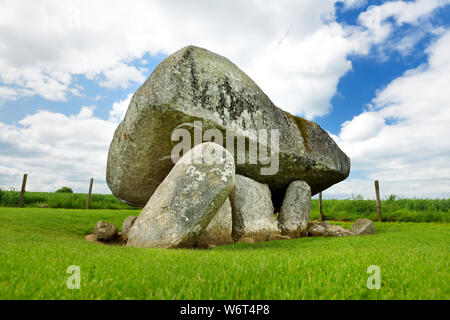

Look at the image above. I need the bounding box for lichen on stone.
[285,112,312,152]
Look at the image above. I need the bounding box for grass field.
[0,207,448,300]
[310,198,450,222]
[0,190,138,210]
[1,189,448,222]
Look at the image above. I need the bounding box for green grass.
[0,190,138,210]
[310,198,450,222]
[1,189,448,222]
[0,208,448,299]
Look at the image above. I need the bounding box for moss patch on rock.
[286,112,312,152]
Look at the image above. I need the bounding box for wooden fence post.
[86,178,94,209]
[18,173,28,208]
[318,192,324,222]
[374,180,382,222]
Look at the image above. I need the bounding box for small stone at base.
[85,234,97,242]
[269,234,291,241]
[238,237,255,244]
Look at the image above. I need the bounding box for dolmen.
[106,46,353,248]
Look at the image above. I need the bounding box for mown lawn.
[0,208,448,300]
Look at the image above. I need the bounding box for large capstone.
[230,174,279,242]
[127,142,235,248]
[107,45,350,207]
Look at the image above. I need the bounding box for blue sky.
[321,2,450,134]
[0,53,166,124]
[0,0,449,199]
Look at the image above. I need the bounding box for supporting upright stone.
[196,198,233,247]
[127,142,235,249]
[230,174,279,242]
[278,180,311,238]
[121,215,137,241]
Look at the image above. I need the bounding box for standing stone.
[351,218,376,235]
[121,215,137,241]
[94,221,118,241]
[278,180,311,238]
[106,45,350,208]
[127,142,235,248]
[196,198,233,247]
[230,174,279,242]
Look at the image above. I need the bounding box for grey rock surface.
[106,45,350,207]
[351,218,376,235]
[127,142,235,248]
[121,215,137,241]
[278,180,311,238]
[308,221,353,237]
[318,221,331,228]
[230,174,279,242]
[94,221,118,241]
[196,198,233,247]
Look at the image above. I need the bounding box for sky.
[0,0,449,199]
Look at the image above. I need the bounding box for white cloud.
[109,93,133,123]
[98,64,147,90]
[354,0,450,59]
[362,0,450,27]
[246,22,355,118]
[0,106,116,193]
[339,112,385,142]
[327,30,450,199]
[0,86,19,102]
[0,92,135,193]
[0,0,446,116]
[341,0,367,10]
